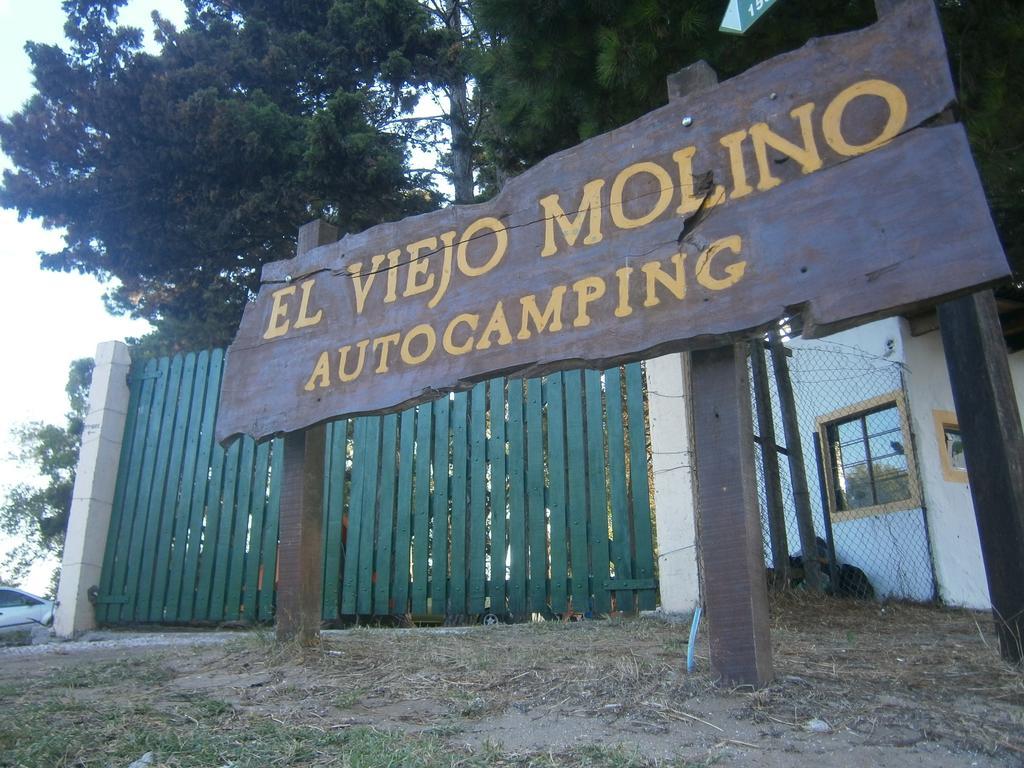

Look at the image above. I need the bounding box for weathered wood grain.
[218,0,1006,443]
[939,292,1024,663]
[691,344,773,686]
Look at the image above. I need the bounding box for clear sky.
[0,0,187,592]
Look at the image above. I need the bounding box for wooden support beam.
[938,290,1024,663]
[750,339,790,583]
[666,59,771,687]
[769,332,823,591]
[276,424,327,643]
[690,344,773,687]
[276,219,337,644]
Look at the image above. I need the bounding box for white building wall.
[783,315,1024,610]
[787,318,934,602]
[899,319,992,609]
[645,353,701,615]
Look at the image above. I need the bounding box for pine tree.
[0,0,447,351]
[0,359,93,589]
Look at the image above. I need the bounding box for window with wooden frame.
[816,392,921,522]
[932,409,968,483]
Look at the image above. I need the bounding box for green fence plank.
[322,420,348,619]
[487,380,507,616]
[449,392,469,615]
[626,362,657,610]
[134,354,182,622]
[208,438,242,621]
[584,369,612,614]
[525,378,547,612]
[100,349,658,629]
[356,417,382,615]
[193,435,229,620]
[468,383,487,615]
[118,356,172,622]
[243,439,272,621]
[545,373,569,613]
[506,379,527,615]
[224,436,256,620]
[147,352,196,621]
[177,349,224,621]
[392,409,416,615]
[96,359,145,624]
[137,355,183,620]
[258,438,283,621]
[431,396,451,615]
[107,357,159,622]
[605,367,635,612]
[341,418,368,615]
[411,403,432,614]
[163,350,210,621]
[374,413,399,614]
[563,370,591,613]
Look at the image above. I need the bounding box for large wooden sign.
[218,1,1007,443]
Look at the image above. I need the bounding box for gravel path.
[0,630,238,656]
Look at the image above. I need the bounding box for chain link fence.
[750,336,937,602]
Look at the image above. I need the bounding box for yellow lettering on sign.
[263,285,297,340]
[338,340,370,383]
[672,147,725,216]
[572,276,606,328]
[476,301,513,349]
[348,253,388,315]
[373,333,401,373]
[718,130,753,200]
[614,267,634,318]
[539,179,605,257]
[609,161,674,230]
[457,216,508,277]
[696,235,746,290]
[293,279,324,330]
[401,323,437,366]
[517,287,567,340]
[428,231,458,309]
[822,79,908,157]
[383,249,401,303]
[304,350,331,391]
[641,252,687,308]
[443,313,479,356]
[404,237,438,298]
[749,102,822,192]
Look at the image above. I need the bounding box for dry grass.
[2,592,1021,766]
[758,591,1024,754]
[209,592,1023,757]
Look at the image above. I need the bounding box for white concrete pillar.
[646,352,701,614]
[55,341,132,638]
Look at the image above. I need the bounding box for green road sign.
[720,0,779,35]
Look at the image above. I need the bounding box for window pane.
[868,432,904,462]
[0,590,27,608]
[839,462,877,509]
[865,406,900,436]
[944,427,967,471]
[873,466,911,504]
[835,419,863,445]
[838,438,867,467]
[828,401,914,513]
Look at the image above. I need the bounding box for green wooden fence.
[96,351,657,625]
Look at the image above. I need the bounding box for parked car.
[0,587,54,631]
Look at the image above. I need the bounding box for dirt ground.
[2,592,1022,767]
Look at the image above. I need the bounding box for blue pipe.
[686,605,702,673]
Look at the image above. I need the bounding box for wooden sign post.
[939,291,1024,663]
[275,220,336,644]
[218,0,1010,681]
